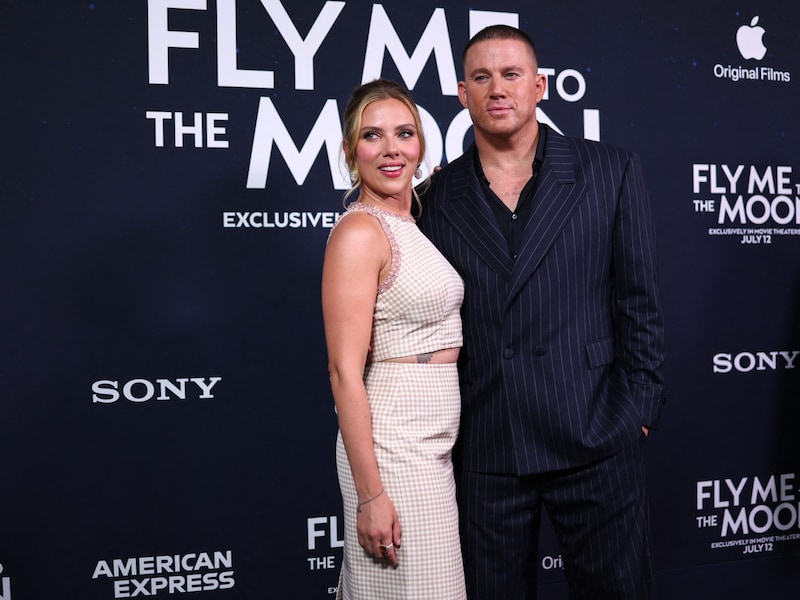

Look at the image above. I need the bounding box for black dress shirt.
[473,125,547,260]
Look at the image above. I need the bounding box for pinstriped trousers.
[456,437,654,599]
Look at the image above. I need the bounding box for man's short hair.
[462,24,538,67]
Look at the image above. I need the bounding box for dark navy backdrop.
[3,1,799,598]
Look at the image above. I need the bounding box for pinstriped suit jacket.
[418,125,666,475]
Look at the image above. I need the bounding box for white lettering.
[174,111,203,148]
[721,507,748,537]
[216,0,273,88]
[246,97,348,189]
[362,6,457,95]
[444,109,473,162]
[748,505,774,534]
[307,516,344,550]
[222,211,341,228]
[157,378,190,400]
[307,517,327,551]
[693,164,709,194]
[265,0,344,90]
[146,111,229,148]
[697,480,713,510]
[781,473,796,500]
[417,105,443,175]
[92,560,114,579]
[206,113,229,148]
[583,109,600,141]
[92,380,120,404]
[93,551,232,578]
[721,164,745,193]
[726,478,748,507]
[713,351,800,373]
[733,352,755,373]
[555,69,586,102]
[752,476,779,504]
[777,166,793,194]
[749,166,775,194]
[124,379,155,403]
[192,376,222,398]
[718,195,800,225]
[712,353,732,374]
[774,502,798,530]
[147,0,207,85]
[92,378,222,403]
[146,110,172,147]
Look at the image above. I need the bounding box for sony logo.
[92,377,222,404]
[712,351,799,373]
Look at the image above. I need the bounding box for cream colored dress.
[334,202,466,600]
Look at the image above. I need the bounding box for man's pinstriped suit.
[418,124,667,598]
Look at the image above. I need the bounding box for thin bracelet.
[357,489,384,513]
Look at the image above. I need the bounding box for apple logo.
[736,16,767,60]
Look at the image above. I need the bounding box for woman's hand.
[356,492,401,566]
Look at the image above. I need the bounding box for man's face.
[458,38,547,141]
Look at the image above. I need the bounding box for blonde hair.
[341,79,427,207]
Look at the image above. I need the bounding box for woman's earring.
[415,167,423,179]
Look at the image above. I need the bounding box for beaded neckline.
[349,201,416,223]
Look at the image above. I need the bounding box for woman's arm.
[321,211,401,565]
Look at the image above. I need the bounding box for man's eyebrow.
[467,64,528,77]
[467,67,490,77]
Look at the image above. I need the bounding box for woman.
[321,79,467,599]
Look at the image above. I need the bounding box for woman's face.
[353,98,421,203]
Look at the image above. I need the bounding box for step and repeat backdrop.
[2,1,799,598]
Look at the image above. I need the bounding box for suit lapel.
[506,130,586,306]
[440,146,514,279]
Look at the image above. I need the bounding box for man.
[418,25,666,599]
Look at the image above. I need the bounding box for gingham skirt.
[336,361,466,600]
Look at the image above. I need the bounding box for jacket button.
[503,348,515,359]
[535,346,546,356]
